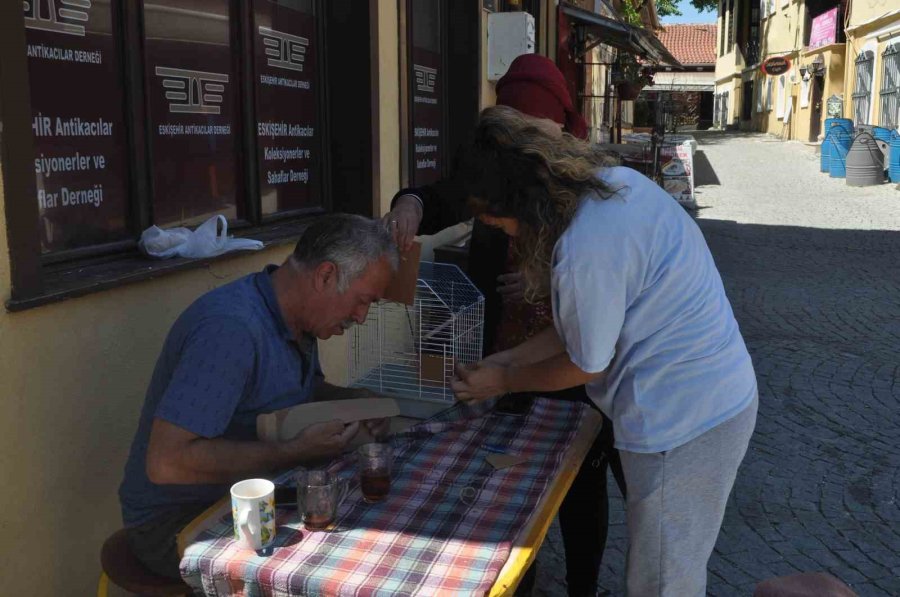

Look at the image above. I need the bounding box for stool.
[98,529,192,596]
[753,572,857,597]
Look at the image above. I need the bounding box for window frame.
[852,49,875,126]
[1,0,381,309]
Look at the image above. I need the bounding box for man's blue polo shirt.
[119,265,321,527]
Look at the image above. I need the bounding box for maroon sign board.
[24,0,131,253]
[143,0,241,228]
[408,0,444,188]
[253,0,322,215]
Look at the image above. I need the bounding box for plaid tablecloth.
[181,398,586,596]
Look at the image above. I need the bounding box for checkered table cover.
[181,398,585,596]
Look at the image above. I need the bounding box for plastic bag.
[139,215,263,259]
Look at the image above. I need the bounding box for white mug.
[230,478,276,551]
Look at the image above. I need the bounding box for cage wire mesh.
[349,262,484,404]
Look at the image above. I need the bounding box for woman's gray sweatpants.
[620,395,758,597]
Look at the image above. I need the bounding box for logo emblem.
[414,64,437,93]
[24,0,91,37]
[259,26,309,73]
[155,67,229,115]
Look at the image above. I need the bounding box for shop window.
[25,0,131,254]
[757,77,765,112]
[719,2,726,57]
[852,50,874,125]
[143,0,243,228]
[879,43,899,129]
[727,0,735,50]
[2,0,374,307]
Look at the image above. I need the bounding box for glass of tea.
[296,470,347,531]
[357,442,392,503]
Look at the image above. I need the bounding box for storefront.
[0,1,654,593]
[0,1,483,593]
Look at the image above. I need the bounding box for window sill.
[5,219,311,313]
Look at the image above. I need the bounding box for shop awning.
[561,3,681,67]
[648,84,715,92]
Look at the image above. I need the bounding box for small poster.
[809,8,838,50]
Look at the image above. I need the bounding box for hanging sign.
[809,8,839,50]
[762,56,791,76]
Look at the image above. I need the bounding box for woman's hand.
[497,272,526,303]
[383,195,422,251]
[451,362,510,403]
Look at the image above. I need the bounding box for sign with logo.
[143,0,240,228]
[24,0,131,253]
[809,8,838,50]
[761,56,791,76]
[253,0,321,214]
[408,0,444,187]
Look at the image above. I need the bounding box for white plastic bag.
[139,215,263,259]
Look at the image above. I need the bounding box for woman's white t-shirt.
[552,166,757,453]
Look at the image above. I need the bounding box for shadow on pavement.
[693,150,720,187]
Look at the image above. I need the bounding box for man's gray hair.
[291,213,399,293]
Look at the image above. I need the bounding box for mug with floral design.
[230,478,276,550]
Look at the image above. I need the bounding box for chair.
[98,528,192,596]
[753,572,857,597]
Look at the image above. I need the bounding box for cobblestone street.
[533,132,900,596]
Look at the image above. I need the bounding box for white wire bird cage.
[349,261,484,416]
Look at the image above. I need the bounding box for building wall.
[844,9,900,127]
[847,0,898,28]
[791,43,846,142]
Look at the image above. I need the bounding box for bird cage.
[348,262,484,417]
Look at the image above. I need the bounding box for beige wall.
[0,174,300,594]
[378,0,401,215]
[847,0,898,29]
[790,44,846,142]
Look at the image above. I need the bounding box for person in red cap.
[384,53,624,597]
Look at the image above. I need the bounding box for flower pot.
[617,82,644,100]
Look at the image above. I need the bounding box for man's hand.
[362,418,391,441]
[497,272,526,303]
[451,362,510,403]
[383,195,422,251]
[283,419,360,463]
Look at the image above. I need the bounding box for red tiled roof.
[656,24,717,66]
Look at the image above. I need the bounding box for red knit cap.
[495,54,589,140]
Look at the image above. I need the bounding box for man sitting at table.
[118,214,398,580]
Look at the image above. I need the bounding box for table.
[178,398,602,596]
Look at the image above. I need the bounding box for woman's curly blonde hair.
[457,105,617,301]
